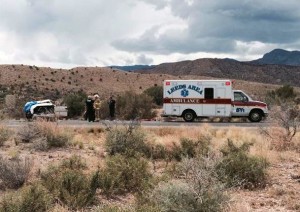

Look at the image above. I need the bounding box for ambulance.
[162,80,268,122]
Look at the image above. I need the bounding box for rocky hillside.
[137,58,300,87]
[0,64,286,104]
[252,49,300,66]
[0,65,169,100]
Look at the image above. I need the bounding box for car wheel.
[25,112,33,120]
[183,110,196,122]
[248,110,263,122]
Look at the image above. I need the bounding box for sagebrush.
[0,156,32,189]
[0,126,12,146]
[140,157,227,212]
[105,125,150,158]
[99,154,152,197]
[0,183,53,212]
[216,139,269,189]
[41,155,98,210]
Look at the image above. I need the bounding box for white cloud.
[0,0,299,68]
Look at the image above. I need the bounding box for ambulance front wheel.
[182,110,196,122]
[248,110,263,122]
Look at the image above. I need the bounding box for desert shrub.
[0,156,32,189]
[41,156,97,210]
[0,183,53,212]
[273,84,297,100]
[215,139,269,189]
[105,125,150,158]
[147,180,225,212]
[142,157,227,212]
[99,155,152,197]
[178,138,199,159]
[0,194,19,212]
[37,122,71,148]
[0,126,12,146]
[148,181,199,211]
[91,204,136,212]
[17,121,71,149]
[151,144,167,160]
[5,96,30,119]
[261,103,300,150]
[16,123,40,143]
[19,183,53,212]
[45,131,70,148]
[143,86,163,106]
[41,156,87,190]
[266,84,298,106]
[61,155,87,170]
[169,136,212,161]
[63,91,87,118]
[31,137,48,151]
[116,91,156,120]
[58,170,97,210]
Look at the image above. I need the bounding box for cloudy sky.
[0,0,300,68]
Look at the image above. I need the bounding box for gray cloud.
[113,0,300,55]
[136,54,153,64]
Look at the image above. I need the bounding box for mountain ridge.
[251,49,300,66]
[135,57,300,87]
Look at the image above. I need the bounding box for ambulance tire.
[182,110,196,122]
[248,110,263,122]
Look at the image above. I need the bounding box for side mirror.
[243,96,248,102]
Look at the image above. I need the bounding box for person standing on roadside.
[108,95,116,120]
[94,94,101,121]
[86,95,95,122]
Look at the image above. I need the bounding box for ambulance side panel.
[163,80,232,118]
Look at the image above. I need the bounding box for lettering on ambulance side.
[167,84,203,96]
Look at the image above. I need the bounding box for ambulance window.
[204,88,214,99]
[234,92,248,102]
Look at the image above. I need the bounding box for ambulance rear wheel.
[248,110,263,122]
[182,110,196,122]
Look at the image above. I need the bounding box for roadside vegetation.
[0,85,299,211]
[263,85,300,150]
[3,119,298,211]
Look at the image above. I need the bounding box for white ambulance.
[162,80,268,122]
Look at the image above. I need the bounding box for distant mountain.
[251,49,300,66]
[109,65,155,71]
[136,58,300,87]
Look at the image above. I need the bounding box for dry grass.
[0,124,299,211]
[49,204,70,212]
[0,125,13,146]
[145,125,278,163]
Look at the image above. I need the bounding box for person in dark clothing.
[86,95,95,122]
[108,96,116,120]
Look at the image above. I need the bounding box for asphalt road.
[1,119,270,128]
